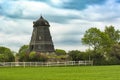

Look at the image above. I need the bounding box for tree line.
[82,25,120,65]
[0,25,120,65]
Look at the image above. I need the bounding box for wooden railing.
[0,61,93,67]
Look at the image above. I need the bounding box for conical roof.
[33,16,50,27]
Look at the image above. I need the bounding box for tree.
[102,43,120,65]
[106,44,120,65]
[19,45,29,53]
[0,54,4,62]
[105,25,120,44]
[98,32,112,54]
[68,50,87,61]
[81,27,114,65]
[55,49,66,55]
[82,27,111,53]
[0,46,15,62]
[18,45,29,61]
[103,26,120,63]
[111,44,120,60]
[82,28,101,52]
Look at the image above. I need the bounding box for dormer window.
[39,36,42,40]
[45,22,48,25]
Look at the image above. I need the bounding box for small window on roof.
[39,36,42,40]
[45,22,48,25]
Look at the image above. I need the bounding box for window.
[39,36,42,40]
[45,22,48,25]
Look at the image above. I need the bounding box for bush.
[68,50,88,61]
[0,46,15,62]
[35,53,48,62]
[28,52,48,62]
[17,45,29,62]
[55,49,66,55]
[29,51,36,61]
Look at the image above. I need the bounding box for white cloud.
[0,33,30,51]
[0,16,32,52]
[50,0,62,5]
[80,0,120,21]
[50,0,71,7]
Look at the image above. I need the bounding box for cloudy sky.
[0,0,120,52]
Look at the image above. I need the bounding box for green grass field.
[0,65,120,80]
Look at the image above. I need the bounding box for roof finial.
[40,13,43,19]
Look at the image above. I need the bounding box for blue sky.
[0,0,120,52]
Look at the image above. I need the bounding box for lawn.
[0,65,120,80]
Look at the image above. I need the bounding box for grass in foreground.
[0,65,120,80]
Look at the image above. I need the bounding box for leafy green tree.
[0,46,15,62]
[68,50,80,61]
[111,44,120,60]
[82,27,101,52]
[18,45,29,61]
[105,25,120,44]
[68,50,87,61]
[0,54,4,62]
[19,45,29,53]
[82,27,111,53]
[99,32,112,54]
[55,49,66,55]
[82,26,120,65]
[103,26,120,64]
[81,27,114,65]
[82,28,105,52]
[84,49,93,60]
